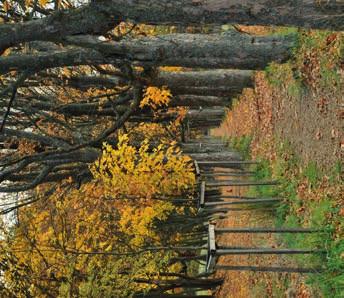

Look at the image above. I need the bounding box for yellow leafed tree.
[0,135,196,297]
[140,86,172,109]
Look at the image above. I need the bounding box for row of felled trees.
[0,0,343,296]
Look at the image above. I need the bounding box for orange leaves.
[3,0,11,12]
[38,0,49,7]
[159,66,184,72]
[140,86,172,109]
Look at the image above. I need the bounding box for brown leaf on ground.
[315,129,322,140]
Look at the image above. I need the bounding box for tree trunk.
[35,69,252,95]
[188,151,242,161]
[152,69,253,96]
[0,32,295,74]
[0,0,341,52]
[0,4,121,52]
[128,108,226,124]
[181,142,227,153]
[108,0,344,30]
[170,95,230,107]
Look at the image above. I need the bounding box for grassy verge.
[233,136,343,297]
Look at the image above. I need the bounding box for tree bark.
[107,0,344,30]
[0,4,120,52]
[170,95,230,107]
[0,0,342,52]
[0,32,295,74]
[181,142,227,153]
[152,69,253,96]
[128,108,226,124]
[188,151,242,161]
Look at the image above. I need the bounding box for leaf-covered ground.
[212,30,343,297]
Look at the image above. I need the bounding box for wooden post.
[181,122,186,143]
[186,120,190,141]
[206,224,216,273]
[215,227,320,233]
[194,160,200,176]
[198,181,206,209]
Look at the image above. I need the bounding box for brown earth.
[210,174,312,298]
[272,88,343,172]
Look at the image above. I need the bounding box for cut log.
[152,69,253,96]
[170,95,230,107]
[0,0,342,54]
[0,32,295,74]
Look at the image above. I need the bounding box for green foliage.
[265,30,343,103]
[229,135,252,160]
[248,141,343,297]
[267,30,343,95]
[303,161,320,188]
[265,62,303,98]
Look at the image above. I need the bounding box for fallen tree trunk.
[0,0,342,53]
[27,69,252,98]
[108,0,344,30]
[188,151,242,161]
[170,95,230,107]
[129,108,226,123]
[151,69,253,96]
[0,32,295,74]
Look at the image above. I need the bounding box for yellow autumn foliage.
[90,133,195,246]
[140,86,172,109]
[0,134,196,296]
[91,133,195,198]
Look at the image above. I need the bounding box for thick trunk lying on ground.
[154,70,253,87]
[170,95,231,107]
[38,69,252,97]
[0,32,295,74]
[129,108,226,123]
[137,107,225,123]
[0,0,342,52]
[152,69,253,96]
[188,151,242,161]
[109,0,344,30]
[181,142,228,153]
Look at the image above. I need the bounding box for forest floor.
[211,29,343,298]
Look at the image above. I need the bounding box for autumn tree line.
[0,0,343,296]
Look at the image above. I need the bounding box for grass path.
[211,29,343,297]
